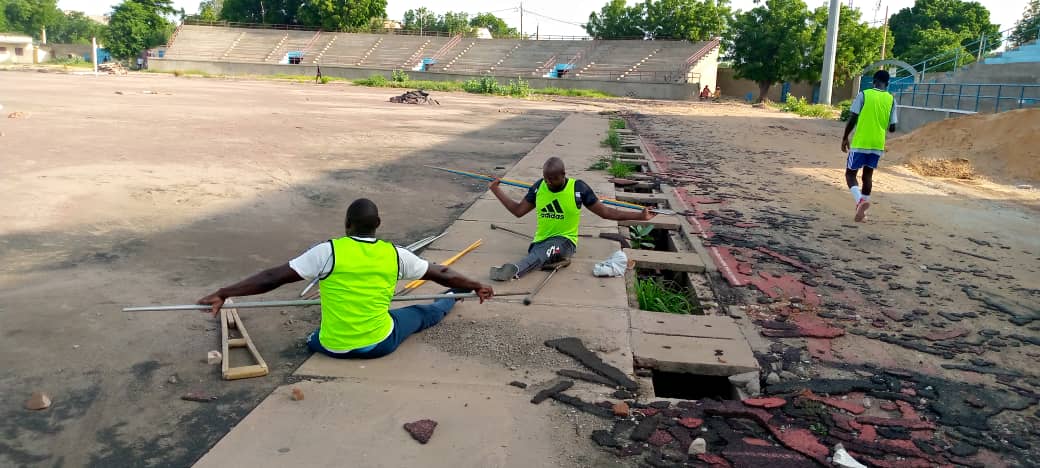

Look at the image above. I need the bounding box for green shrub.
[607,157,636,178]
[319,75,332,84]
[391,69,409,83]
[533,87,613,98]
[779,96,836,119]
[628,225,655,249]
[355,74,388,86]
[507,76,531,97]
[601,128,621,151]
[462,74,501,94]
[637,278,697,315]
[588,158,610,170]
[838,99,853,121]
[609,118,626,129]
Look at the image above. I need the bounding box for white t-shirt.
[289,237,429,281]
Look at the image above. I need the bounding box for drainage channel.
[610,118,755,401]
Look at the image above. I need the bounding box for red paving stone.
[799,390,866,414]
[679,417,704,429]
[647,429,674,447]
[697,453,733,467]
[743,437,772,447]
[743,397,787,409]
[923,328,970,341]
[896,400,920,419]
[770,427,829,465]
[807,338,836,361]
[637,408,660,417]
[749,272,821,306]
[855,417,935,430]
[879,401,899,412]
[858,424,877,442]
[860,456,934,468]
[756,247,815,273]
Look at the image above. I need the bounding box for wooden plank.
[226,309,269,380]
[223,364,269,380]
[220,302,231,378]
[614,193,671,205]
[619,215,681,231]
[624,248,706,273]
[228,338,247,348]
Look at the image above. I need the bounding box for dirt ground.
[619,101,1039,465]
[0,71,575,467]
[3,70,1038,467]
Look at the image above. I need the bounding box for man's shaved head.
[542,157,567,190]
[345,198,381,234]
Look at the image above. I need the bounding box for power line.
[523,9,586,28]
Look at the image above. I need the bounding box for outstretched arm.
[489,178,535,218]
[588,201,655,221]
[422,264,494,302]
[197,264,303,315]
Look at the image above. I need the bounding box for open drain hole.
[635,268,704,315]
[650,369,736,400]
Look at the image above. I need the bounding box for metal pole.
[995,85,1002,112]
[91,36,98,75]
[880,6,888,60]
[1019,86,1026,109]
[818,0,841,105]
[520,3,524,40]
[124,292,530,312]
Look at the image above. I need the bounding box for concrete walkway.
[193,114,634,467]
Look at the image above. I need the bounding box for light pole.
[819,0,841,105]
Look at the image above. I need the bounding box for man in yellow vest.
[196,199,494,359]
[842,70,898,222]
[487,157,655,281]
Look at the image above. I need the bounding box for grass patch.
[602,128,621,151]
[609,118,626,129]
[588,158,610,170]
[628,225,655,249]
[171,69,214,77]
[837,99,853,121]
[352,73,611,99]
[607,157,637,178]
[532,87,613,98]
[637,278,697,315]
[775,96,838,119]
[49,57,94,68]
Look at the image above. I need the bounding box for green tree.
[440,11,472,35]
[644,0,731,41]
[807,4,890,86]
[297,0,387,30]
[585,0,644,39]
[219,0,304,24]
[48,11,107,43]
[727,0,815,101]
[888,0,999,66]
[2,0,62,39]
[187,0,221,22]
[402,7,437,32]
[470,12,519,38]
[1010,0,1040,47]
[105,0,174,59]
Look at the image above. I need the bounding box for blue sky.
[59,0,1031,37]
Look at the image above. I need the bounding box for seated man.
[488,157,655,281]
[713,86,722,101]
[197,198,494,359]
[699,86,712,100]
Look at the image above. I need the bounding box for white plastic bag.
[593,250,628,277]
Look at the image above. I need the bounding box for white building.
[0,34,37,63]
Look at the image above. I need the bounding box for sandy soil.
[621,100,1039,465]
[888,107,1040,185]
[0,71,577,467]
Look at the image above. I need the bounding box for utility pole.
[880,6,888,60]
[520,3,524,40]
[819,0,841,105]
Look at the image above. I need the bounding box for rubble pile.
[389,90,439,105]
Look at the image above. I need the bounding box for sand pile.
[887,107,1040,184]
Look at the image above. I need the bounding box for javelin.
[425,166,677,215]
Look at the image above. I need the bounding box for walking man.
[487,157,655,281]
[842,70,898,222]
[197,198,494,359]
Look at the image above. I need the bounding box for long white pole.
[819,0,841,105]
[124,292,527,312]
[92,36,98,75]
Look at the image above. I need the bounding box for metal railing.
[894,83,1040,113]
[181,19,597,40]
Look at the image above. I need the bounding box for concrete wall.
[897,105,976,132]
[0,41,36,64]
[689,47,719,91]
[716,67,856,102]
[148,58,701,100]
[45,43,92,60]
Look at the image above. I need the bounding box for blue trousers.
[307,298,455,359]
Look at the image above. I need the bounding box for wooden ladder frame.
[220,299,269,380]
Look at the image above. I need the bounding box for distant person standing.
[841,70,898,222]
